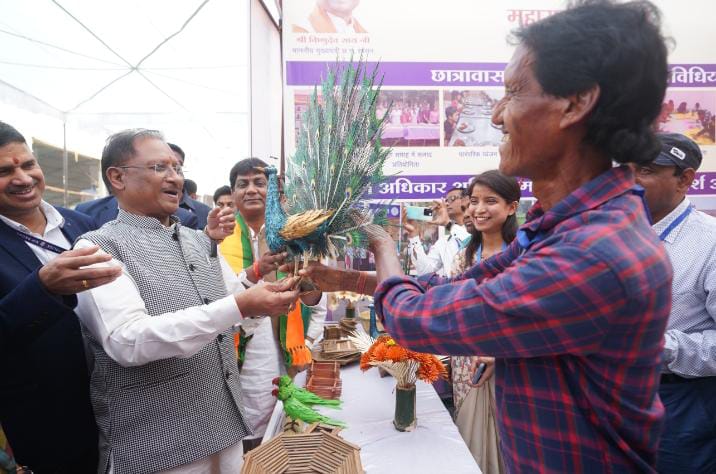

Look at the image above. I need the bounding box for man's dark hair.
[213,185,232,204]
[512,0,670,165]
[446,186,466,197]
[168,143,185,164]
[229,157,268,190]
[101,129,164,192]
[0,121,27,148]
[184,179,198,196]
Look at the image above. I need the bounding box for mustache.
[7,180,38,192]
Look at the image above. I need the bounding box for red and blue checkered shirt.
[375,166,673,473]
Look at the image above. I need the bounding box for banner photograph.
[283,0,716,211]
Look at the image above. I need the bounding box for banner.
[282,0,716,213]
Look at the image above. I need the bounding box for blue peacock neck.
[264,166,287,253]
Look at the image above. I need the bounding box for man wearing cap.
[633,132,716,473]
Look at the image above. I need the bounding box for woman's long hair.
[464,170,521,264]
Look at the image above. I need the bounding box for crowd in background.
[1,1,716,474]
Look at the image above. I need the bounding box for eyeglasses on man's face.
[445,194,463,204]
[116,163,184,177]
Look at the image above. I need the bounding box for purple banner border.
[286,61,716,88]
[366,172,716,201]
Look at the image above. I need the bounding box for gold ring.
[82,279,89,289]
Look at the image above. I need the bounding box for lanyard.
[476,242,507,262]
[659,206,691,241]
[15,230,68,254]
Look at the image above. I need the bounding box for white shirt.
[0,200,69,264]
[75,239,248,368]
[156,442,243,474]
[653,197,716,377]
[409,223,470,277]
[239,224,268,337]
[325,11,360,34]
[306,294,328,343]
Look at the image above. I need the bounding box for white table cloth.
[264,364,480,473]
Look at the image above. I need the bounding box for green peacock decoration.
[264,60,392,268]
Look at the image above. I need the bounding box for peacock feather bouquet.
[264,60,392,266]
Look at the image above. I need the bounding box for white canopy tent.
[0,0,258,205]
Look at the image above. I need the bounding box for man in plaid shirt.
[367,1,674,472]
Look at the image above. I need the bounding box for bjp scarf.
[220,213,312,367]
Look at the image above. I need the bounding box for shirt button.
[188,264,196,271]
[203,297,210,304]
[218,334,224,342]
[172,233,179,241]
[225,370,231,379]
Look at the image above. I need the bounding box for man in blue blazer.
[169,143,211,229]
[0,122,121,472]
[76,194,199,228]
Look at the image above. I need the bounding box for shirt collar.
[652,197,691,243]
[116,208,179,229]
[248,223,265,240]
[522,165,637,235]
[0,200,64,236]
[326,11,354,30]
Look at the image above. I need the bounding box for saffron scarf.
[219,213,312,367]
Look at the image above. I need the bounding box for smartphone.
[405,205,433,222]
[471,362,487,385]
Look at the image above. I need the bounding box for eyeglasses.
[116,163,184,176]
[445,195,463,203]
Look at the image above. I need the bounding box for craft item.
[241,425,363,474]
[263,59,392,278]
[272,380,346,430]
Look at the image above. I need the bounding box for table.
[404,124,440,141]
[449,105,502,147]
[264,364,480,473]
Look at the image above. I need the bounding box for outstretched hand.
[278,260,378,295]
[430,200,450,227]
[206,206,235,241]
[236,276,301,318]
[364,224,394,254]
[39,245,122,295]
[401,207,418,239]
[287,261,342,292]
[256,251,288,279]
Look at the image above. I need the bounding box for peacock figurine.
[263,60,392,272]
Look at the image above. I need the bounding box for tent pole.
[62,121,68,207]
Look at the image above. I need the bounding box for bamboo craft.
[242,426,363,474]
[314,334,361,365]
[305,361,342,400]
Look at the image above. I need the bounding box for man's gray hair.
[101,129,164,192]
